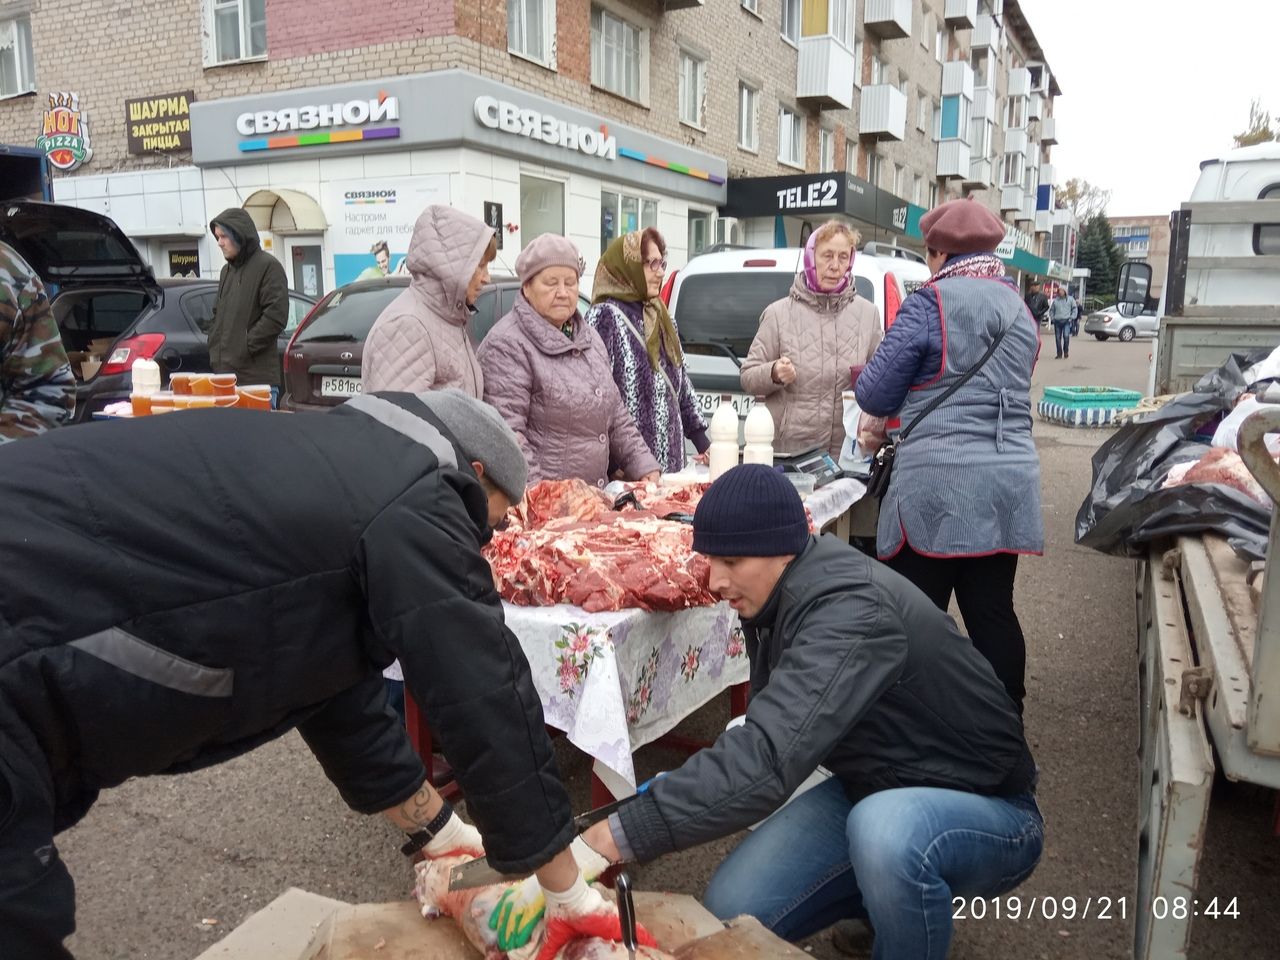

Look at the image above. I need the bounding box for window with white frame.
[738,82,759,151]
[867,151,882,188]
[917,94,930,132]
[913,175,923,206]
[0,15,35,98]
[1021,161,1036,196]
[591,5,644,101]
[208,0,266,65]
[678,51,706,128]
[600,189,657,254]
[893,163,906,197]
[970,116,992,157]
[829,0,853,47]
[508,0,555,67]
[778,105,804,167]
[1001,151,1024,186]
[938,94,970,140]
[928,182,938,207]
[934,24,946,62]
[781,0,800,43]
[870,52,882,85]
[819,128,835,170]
[852,37,863,87]
[1006,94,1026,129]
[846,139,857,174]
[931,99,941,140]
[741,0,759,13]
[970,49,988,88]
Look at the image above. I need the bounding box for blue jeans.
[702,778,1043,960]
[270,385,280,410]
[384,677,406,725]
[1053,322,1071,357]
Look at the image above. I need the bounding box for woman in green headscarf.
[585,228,709,474]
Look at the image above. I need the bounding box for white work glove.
[488,837,615,952]
[525,874,657,960]
[422,812,485,860]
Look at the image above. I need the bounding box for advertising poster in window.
[329,176,449,285]
[168,248,200,278]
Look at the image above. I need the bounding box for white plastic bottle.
[742,402,775,466]
[131,357,161,396]
[707,397,740,482]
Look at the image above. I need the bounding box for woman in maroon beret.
[855,198,1043,715]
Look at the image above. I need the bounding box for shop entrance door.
[286,239,324,298]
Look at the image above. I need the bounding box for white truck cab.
[1119,141,1280,395]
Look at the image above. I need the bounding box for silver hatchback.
[1083,304,1160,342]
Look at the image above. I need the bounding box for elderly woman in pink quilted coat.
[361,205,497,398]
[478,234,661,490]
[739,221,883,458]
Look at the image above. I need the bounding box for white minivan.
[665,245,924,420]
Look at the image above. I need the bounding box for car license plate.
[320,376,363,398]
[696,391,754,418]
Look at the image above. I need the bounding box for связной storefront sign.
[473,96,616,160]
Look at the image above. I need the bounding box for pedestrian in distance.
[577,464,1044,960]
[208,208,290,406]
[1024,280,1049,328]
[0,388,637,960]
[1048,289,1074,359]
[855,198,1043,714]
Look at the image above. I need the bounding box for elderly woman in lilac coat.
[586,228,709,473]
[478,234,661,490]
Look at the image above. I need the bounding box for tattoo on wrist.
[398,785,439,828]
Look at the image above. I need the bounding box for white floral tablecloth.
[502,474,866,797]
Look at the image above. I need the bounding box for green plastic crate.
[1041,386,1143,410]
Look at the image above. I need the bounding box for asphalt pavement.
[58,332,1280,960]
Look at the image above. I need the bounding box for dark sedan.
[281,275,590,412]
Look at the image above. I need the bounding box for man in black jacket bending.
[0,389,615,959]
[580,464,1044,960]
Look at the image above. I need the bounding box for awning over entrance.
[722,173,925,247]
[243,188,328,234]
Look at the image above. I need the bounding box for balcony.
[971,12,999,48]
[1007,67,1031,98]
[859,83,908,140]
[966,157,993,187]
[797,35,857,110]
[941,60,975,99]
[1035,210,1053,234]
[1003,128,1028,154]
[937,140,972,180]
[973,87,997,120]
[1039,162,1055,187]
[663,0,704,8]
[1041,116,1057,145]
[1017,194,1036,223]
[944,0,977,29]
[1000,184,1024,211]
[864,0,912,39]
[1028,92,1043,122]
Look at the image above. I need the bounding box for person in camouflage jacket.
[0,242,75,440]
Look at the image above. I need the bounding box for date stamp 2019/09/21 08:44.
[952,895,1241,922]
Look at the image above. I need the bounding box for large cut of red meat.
[485,479,717,612]
[1172,446,1269,505]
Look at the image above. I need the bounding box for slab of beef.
[1165,447,1269,505]
[486,479,715,612]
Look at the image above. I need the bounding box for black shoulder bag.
[864,321,1012,500]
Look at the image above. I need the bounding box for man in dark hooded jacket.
[208,207,289,398]
[0,389,626,960]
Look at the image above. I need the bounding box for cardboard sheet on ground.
[194,888,804,960]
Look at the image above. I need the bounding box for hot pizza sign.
[37,92,94,171]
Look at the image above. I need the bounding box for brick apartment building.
[1110,214,1172,299]
[0,0,1072,295]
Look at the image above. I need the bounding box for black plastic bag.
[1075,351,1275,561]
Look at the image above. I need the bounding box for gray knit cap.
[415,389,528,502]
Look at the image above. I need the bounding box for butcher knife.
[448,784,654,891]
[615,869,639,960]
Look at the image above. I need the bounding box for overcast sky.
[1018,0,1280,217]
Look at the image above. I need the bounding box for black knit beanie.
[692,464,810,557]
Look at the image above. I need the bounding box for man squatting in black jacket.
[0,389,629,959]
[579,464,1045,960]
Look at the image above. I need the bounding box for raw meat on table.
[414,855,672,959]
